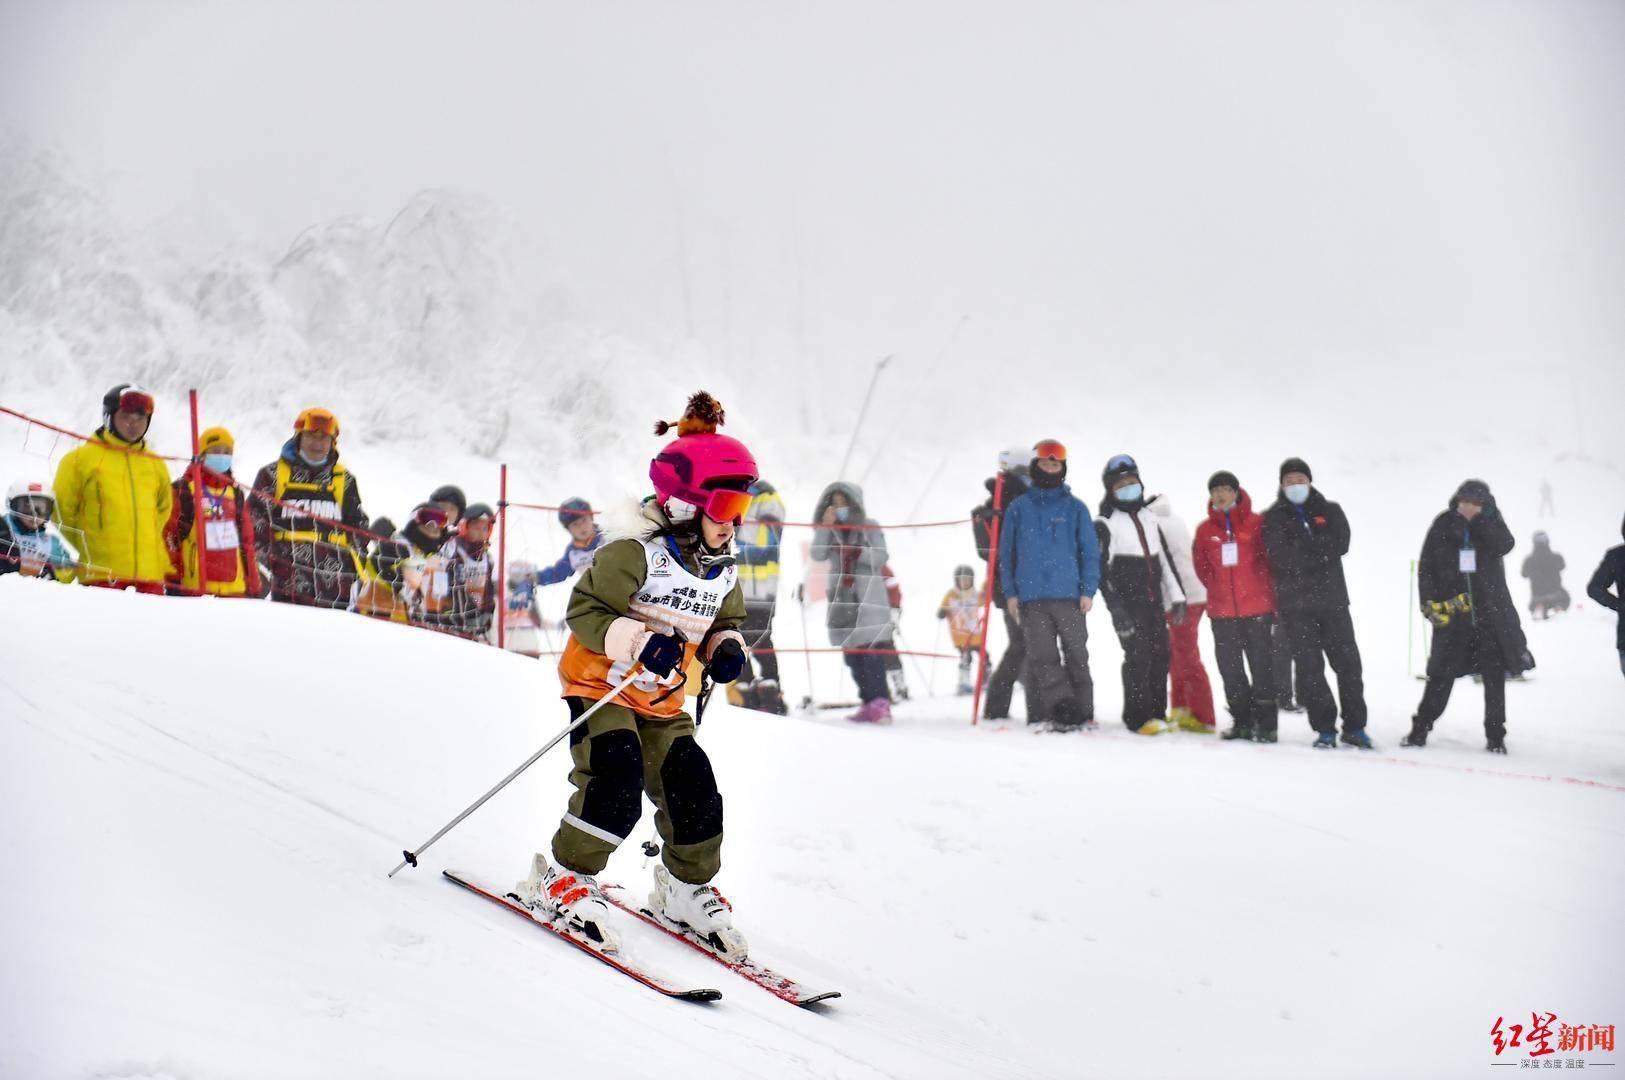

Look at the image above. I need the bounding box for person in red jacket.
[1192,471,1279,742]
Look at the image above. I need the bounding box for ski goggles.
[411,504,450,528]
[669,486,753,526]
[114,388,155,416]
[296,408,341,437]
[1106,453,1138,474]
[9,496,54,520]
[1033,439,1068,462]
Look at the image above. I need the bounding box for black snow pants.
[1021,599,1094,725]
[983,607,1037,721]
[1416,618,1507,741]
[1283,607,1367,735]
[1210,614,1278,734]
[1117,604,1170,729]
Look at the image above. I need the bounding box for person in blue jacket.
[998,439,1101,729]
[509,497,604,608]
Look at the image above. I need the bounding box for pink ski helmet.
[649,392,759,524]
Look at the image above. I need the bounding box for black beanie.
[1207,470,1240,492]
[1279,457,1312,483]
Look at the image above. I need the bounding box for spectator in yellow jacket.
[52,384,173,593]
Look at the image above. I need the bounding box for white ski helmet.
[997,446,1031,474]
[6,479,56,521]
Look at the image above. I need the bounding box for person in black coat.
[1585,513,1625,679]
[972,448,1037,721]
[1261,458,1370,748]
[1404,479,1535,753]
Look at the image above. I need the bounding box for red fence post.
[497,463,508,651]
[969,472,1006,725]
[188,388,209,597]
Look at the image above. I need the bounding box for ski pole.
[796,583,818,708]
[836,354,893,481]
[388,666,644,877]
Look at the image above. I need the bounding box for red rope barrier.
[0,403,191,462]
[504,500,968,531]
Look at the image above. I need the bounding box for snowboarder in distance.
[999,440,1101,729]
[1094,453,1188,735]
[0,479,78,581]
[973,447,1037,721]
[1404,479,1534,753]
[1192,472,1279,742]
[1520,531,1570,619]
[938,565,985,696]
[1538,479,1555,518]
[1586,513,1625,679]
[1261,458,1371,750]
[516,391,752,958]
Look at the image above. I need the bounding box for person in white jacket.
[1094,454,1189,734]
[1145,495,1215,732]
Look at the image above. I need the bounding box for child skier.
[938,565,985,695]
[0,480,78,581]
[431,503,497,640]
[509,497,604,605]
[516,392,753,957]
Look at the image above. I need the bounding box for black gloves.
[1170,601,1188,627]
[707,639,747,684]
[638,632,685,677]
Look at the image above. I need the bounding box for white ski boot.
[514,853,621,953]
[650,864,748,959]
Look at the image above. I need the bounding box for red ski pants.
[1167,601,1215,727]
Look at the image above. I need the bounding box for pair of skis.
[443,870,840,1007]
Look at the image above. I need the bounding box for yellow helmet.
[294,407,340,438]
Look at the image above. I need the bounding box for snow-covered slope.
[2,578,1621,1079]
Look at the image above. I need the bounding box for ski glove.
[638,631,686,677]
[1169,601,1188,627]
[707,639,747,684]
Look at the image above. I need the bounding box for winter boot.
[887,667,910,702]
[1312,731,1337,750]
[1254,728,1279,743]
[514,853,621,952]
[726,680,750,708]
[1133,718,1167,736]
[755,678,789,716]
[1253,703,1279,743]
[650,864,748,959]
[1340,729,1374,750]
[849,698,893,725]
[1486,720,1507,754]
[1400,716,1431,748]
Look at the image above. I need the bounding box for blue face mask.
[1284,483,1311,506]
[204,453,233,474]
[1115,483,1143,503]
[833,506,851,523]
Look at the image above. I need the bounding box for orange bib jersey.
[940,585,985,649]
[559,537,740,719]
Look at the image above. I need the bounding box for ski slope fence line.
[3,397,987,718]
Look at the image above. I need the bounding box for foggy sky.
[2,0,1622,448]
